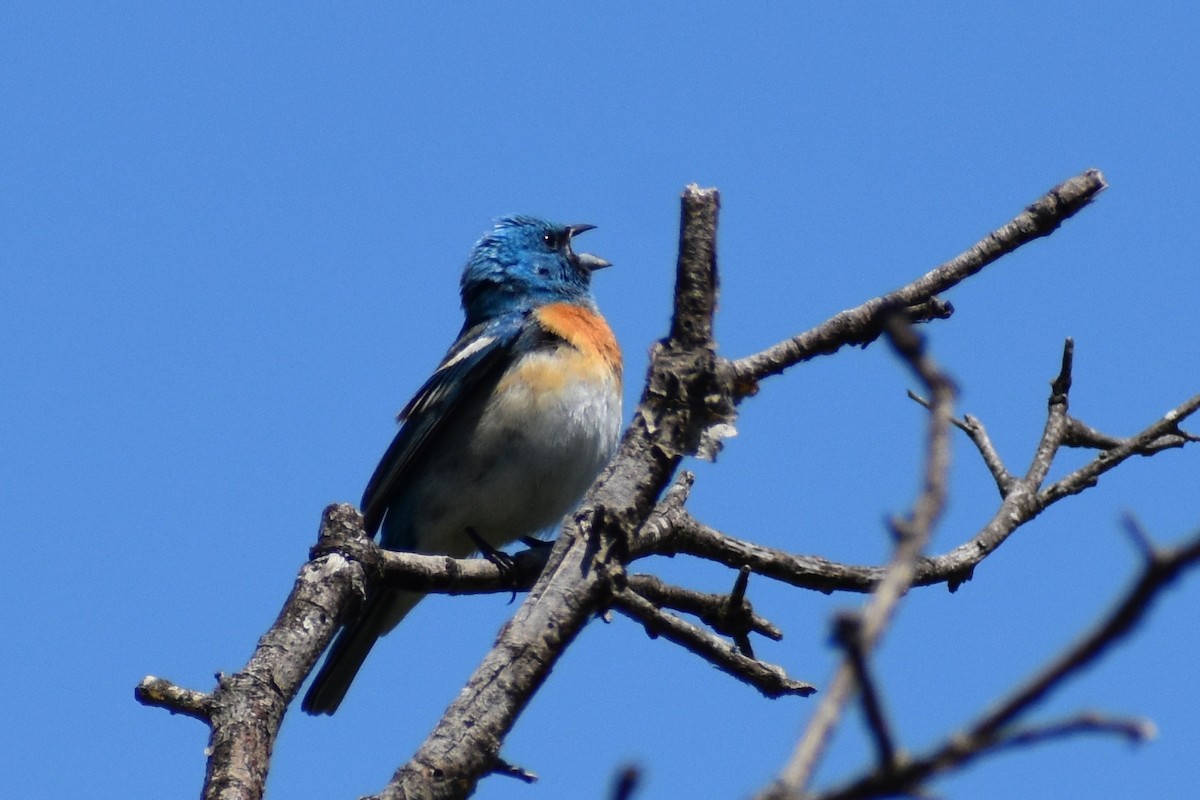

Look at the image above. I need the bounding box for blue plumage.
[460,216,609,322]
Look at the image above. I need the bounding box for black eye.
[542,231,563,249]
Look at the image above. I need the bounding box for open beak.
[566,223,612,270]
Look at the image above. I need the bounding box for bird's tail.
[301,588,423,715]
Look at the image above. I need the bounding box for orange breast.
[535,302,623,383]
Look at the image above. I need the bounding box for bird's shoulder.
[398,315,525,423]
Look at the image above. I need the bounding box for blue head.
[461,216,611,324]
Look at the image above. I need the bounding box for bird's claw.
[466,527,520,601]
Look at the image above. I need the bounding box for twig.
[995,713,1155,752]
[774,316,956,794]
[644,377,1200,598]
[908,391,1015,495]
[1040,391,1200,505]
[133,676,213,722]
[1121,513,1157,564]
[489,757,537,784]
[611,765,642,800]
[378,546,549,594]
[974,535,1200,739]
[832,612,898,772]
[626,572,782,643]
[812,524,1200,800]
[610,587,815,698]
[636,470,695,543]
[816,713,1154,800]
[1022,338,1075,487]
[729,566,757,655]
[728,170,1107,392]
[1062,416,1198,452]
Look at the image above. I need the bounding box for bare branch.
[728,170,1107,390]
[1062,416,1198,452]
[378,545,548,594]
[1022,338,1075,486]
[973,532,1200,739]
[814,713,1154,800]
[995,713,1156,752]
[907,391,1016,496]
[1121,513,1157,564]
[809,524,1200,800]
[831,612,899,772]
[136,504,375,800]
[774,316,956,794]
[637,514,887,593]
[133,504,565,800]
[647,362,1200,599]
[133,676,213,722]
[489,758,538,785]
[729,566,757,655]
[1040,391,1200,505]
[637,470,696,543]
[610,765,642,800]
[961,413,1018,495]
[626,572,783,644]
[609,586,815,698]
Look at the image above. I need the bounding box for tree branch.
[771,315,956,795]
[831,612,899,773]
[809,524,1200,800]
[135,505,376,800]
[134,677,213,722]
[626,571,783,646]
[642,350,1200,597]
[610,585,814,698]
[1041,391,1200,504]
[727,170,1107,391]
[908,390,1015,495]
[139,172,1200,800]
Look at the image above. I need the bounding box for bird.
[302,216,622,715]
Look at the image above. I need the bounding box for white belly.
[406,348,622,556]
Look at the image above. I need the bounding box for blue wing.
[360,314,528,536]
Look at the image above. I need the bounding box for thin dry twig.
[134,677,213,722]
[771,315,956,795]
[1041,391,1200,505]
[626,572,783,644]
[489,758,538,785]
[727,170,1108,391]
[610,585,814,698]
[908,390,1015,495]
[642,373,1200,598]
[831,612,898,772]
[811,525,1200,800]
[610,765,642,800]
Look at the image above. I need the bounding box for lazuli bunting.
[303,216,622,715]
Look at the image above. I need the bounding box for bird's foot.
[466,527,520,599]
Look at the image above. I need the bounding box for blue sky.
[3,4,1198,799]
